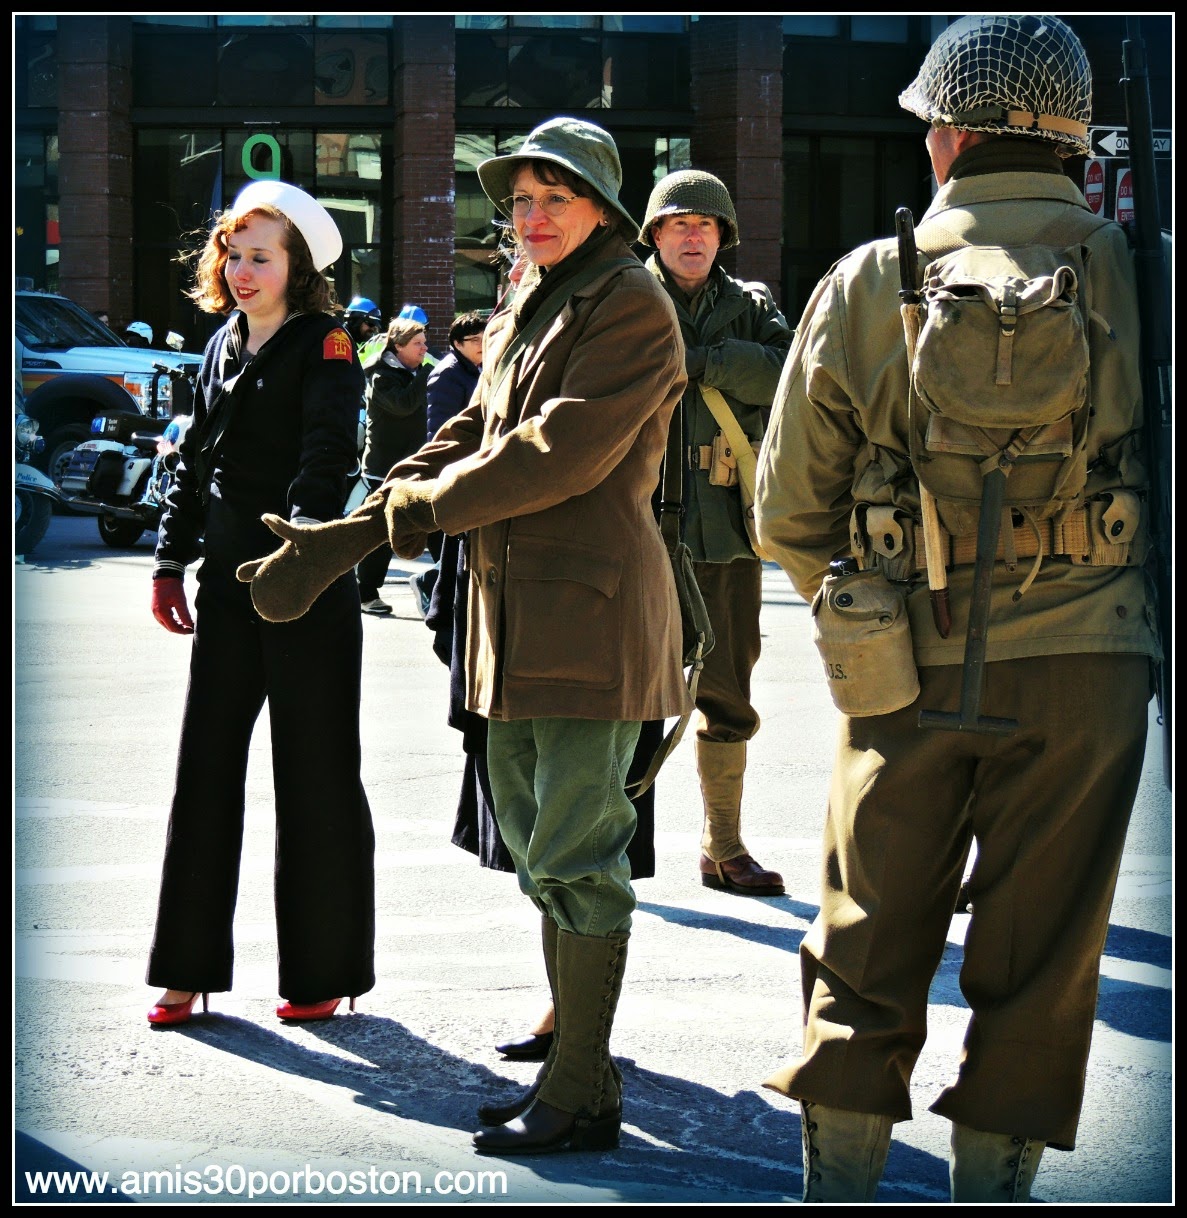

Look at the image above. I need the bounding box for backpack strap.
[626,398,710,799]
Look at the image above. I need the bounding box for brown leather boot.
[696,739,784,895]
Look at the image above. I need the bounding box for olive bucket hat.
[638,170,739,250]
[478,117,639,235]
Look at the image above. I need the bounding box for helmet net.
[899,15,1091,157]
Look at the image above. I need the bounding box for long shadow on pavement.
[158,1013,824,1201]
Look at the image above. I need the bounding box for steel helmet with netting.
[639,170,739,250]
[899,15,1092,158]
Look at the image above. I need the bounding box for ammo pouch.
[812,564,919,716]
[850,504,918,583]
[701,430,763,488]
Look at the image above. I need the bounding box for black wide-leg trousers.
[147,521,375,1003]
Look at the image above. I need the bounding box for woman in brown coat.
[238,117,688,1155]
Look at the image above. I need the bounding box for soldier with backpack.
[754,15,1159,1203]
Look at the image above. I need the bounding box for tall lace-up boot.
[473,930,628,1155]
[950,1122,1046,1202]
[799,1101,893,1202]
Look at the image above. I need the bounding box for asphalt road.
[13,516,1172,1205]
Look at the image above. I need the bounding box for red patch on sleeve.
[323,328,354,361]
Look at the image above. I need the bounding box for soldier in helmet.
[640,169,793,898]
[754,16,1157,1201]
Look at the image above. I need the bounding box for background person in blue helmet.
[342,296,383,349]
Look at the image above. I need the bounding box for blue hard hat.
[398,304,428,325]
[346,296,382,322]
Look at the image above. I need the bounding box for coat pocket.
[504,537,623,689]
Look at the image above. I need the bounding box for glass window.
[217,15,312,27]
[131,127,387,351]
[131,15,212,27]
[15,131,47,189]
[315,16,393,30]
[456,30,511,108]
[851,16,910,43]
[223,129,316,201]
[314,31,389,106]
[782,136,811,249]
[507,33,602,109]
[783,41,847,115]
[455,16,507,31]
[454,132,502,315]
[217,31,314,107]
[22,28,57,108]
[603,33,689,110]
[510,16,599,30]
[608,16,686,33]
[782,133,932,317]
[15,131,55,289]
[782,16,842,38]
[135,131,224,246]
[822,136,877,250]
[134,30,217,107]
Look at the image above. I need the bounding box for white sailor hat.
[231,180,343,272]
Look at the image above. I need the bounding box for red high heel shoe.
[276,996,356,1022]
[147,991,209,1026]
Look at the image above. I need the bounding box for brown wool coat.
[385,243,692,722]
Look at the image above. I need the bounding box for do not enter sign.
[1084,160,1105,215]
[1116,167,1134,225]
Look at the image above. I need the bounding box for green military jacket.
[647,256,792,563]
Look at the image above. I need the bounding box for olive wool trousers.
[765,652,1150,1151]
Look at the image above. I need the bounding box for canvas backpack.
[905,210,1112,527]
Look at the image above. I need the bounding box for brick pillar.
[56,17,134,324]
[690,16,784,306]
[392,18,456,353]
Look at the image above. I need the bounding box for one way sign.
[1089,126,1172,158]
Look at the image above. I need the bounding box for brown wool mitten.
[384,479,438,560]
[235,493,388,622]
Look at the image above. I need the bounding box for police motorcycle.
[58,382,192,549]
[16,409,61,557]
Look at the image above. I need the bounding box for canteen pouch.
[811,566,919,716]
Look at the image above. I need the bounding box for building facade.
[14,14,1172,354]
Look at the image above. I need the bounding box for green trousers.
[487,717,641,937]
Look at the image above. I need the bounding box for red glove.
[152,576,194,635]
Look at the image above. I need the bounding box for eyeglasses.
[502,192,581,219]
